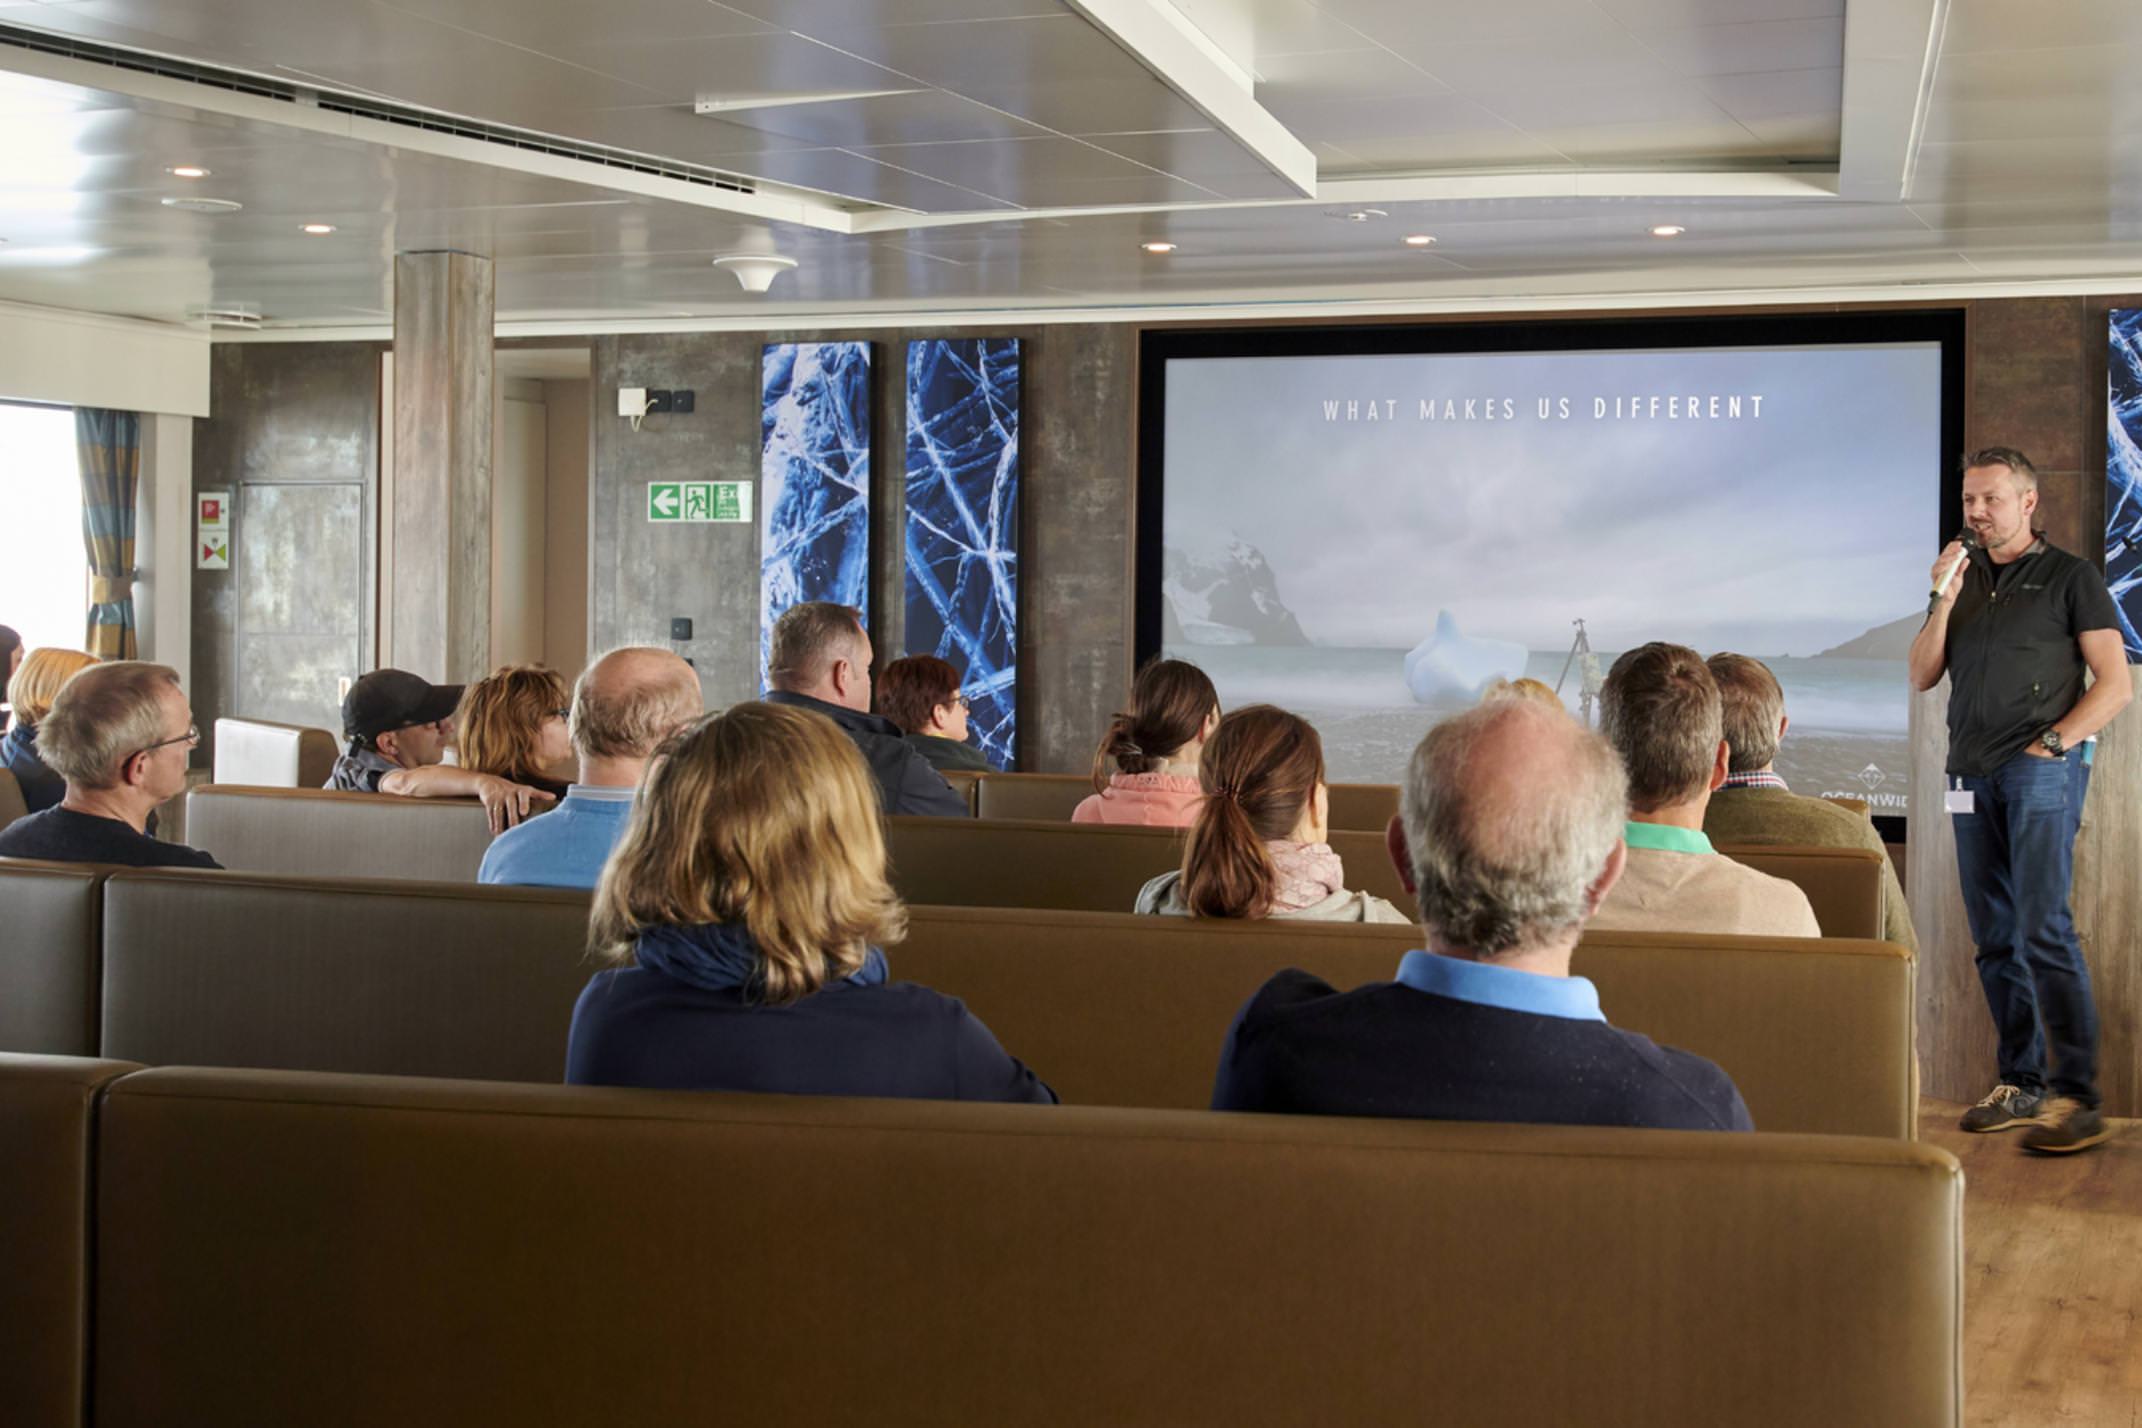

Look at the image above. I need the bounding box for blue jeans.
[1951,746,2098,1104]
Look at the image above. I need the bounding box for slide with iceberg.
[1403,611,1528,705]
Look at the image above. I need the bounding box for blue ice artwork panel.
[904,337,1020,768]
[761,342,871,689]
[2108,310,2142,658]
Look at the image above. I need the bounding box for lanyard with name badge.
[1945,777,1974,815]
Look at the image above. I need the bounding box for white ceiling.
[0,0,2137,331]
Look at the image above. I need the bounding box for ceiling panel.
[1629,17,1844,77]
[1170,0,1379,60]
[5,0,2142,325]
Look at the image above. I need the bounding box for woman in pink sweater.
[1071,659,1220,826]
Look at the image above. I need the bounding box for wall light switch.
[618,386,647,417]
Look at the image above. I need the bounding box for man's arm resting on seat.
[377,764,557,832]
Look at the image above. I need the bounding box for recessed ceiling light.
[1140,241,1177,254]
[1403,234,1437,247]
[167,165,212,179]
[300,223,337,235]
[161,196,243,214]
[1650,224,1687,238]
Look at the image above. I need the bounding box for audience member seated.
[455,664,577,802]
[878,654,994,773]
[762,602,969,817]
[1135,704,1409,924]
[1703,652,1916,952]
[0,623,19,731]
[565,700,1055,1103]
[2,646,98,813]
[1212,699,1750,1131]
[478,647,702,889]
[0,660,220,868]
[328,668,556,833]
[1588,643,1820,938]
[1481,674,1565,708]
[1072,658,1219,826]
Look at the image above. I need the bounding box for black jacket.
[1942,538,2121,776]
[764,690,971,818]
[1214,969,1750,1132]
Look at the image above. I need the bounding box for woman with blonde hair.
[1072,657,1221,826]
[565,701,1055,1103]
[1136,704,1409,924]
[454,664,575,801]
[4,646,99,813]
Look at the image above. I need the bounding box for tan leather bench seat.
[888,817,1887,940]
[100,869,590,1081]
[95,872,1911,1137]
[0,767,27,832]
[91,1066,1963,1427]
[186,784,495,880]
[974,770,1399,829]
[0,859,113,1056]
[0,1052,141,1428]
[897,906,1915,1138]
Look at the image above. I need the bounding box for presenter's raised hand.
[1929,540,1968,608]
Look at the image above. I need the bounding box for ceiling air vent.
[187,306,264,329]
[0,22,760,196]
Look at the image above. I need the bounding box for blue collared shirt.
[1394,949,1605,1022]
[477,784,636,890]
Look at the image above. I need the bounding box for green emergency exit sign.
[649,481,753,523]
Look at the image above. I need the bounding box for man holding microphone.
[1910,446,2131,1153]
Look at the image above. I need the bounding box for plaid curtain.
[76,407,141,660]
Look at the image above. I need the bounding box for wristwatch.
[2040,727,2066,757]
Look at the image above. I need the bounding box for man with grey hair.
[1703,652,1915,952]
[1211,700,1750,1130]
[1587,642,1818,938]
[478,647,704,888]
[0,660,221,868]
[762,601,968,818]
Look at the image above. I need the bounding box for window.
[0,401,87,658]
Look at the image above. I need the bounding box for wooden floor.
[1920,1098,2142,1425]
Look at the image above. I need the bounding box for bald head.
[1399,700,1628,958]
[570,648,703,773]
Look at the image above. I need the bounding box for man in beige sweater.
[1702,653,1915,952]
[1588,643,1821,939]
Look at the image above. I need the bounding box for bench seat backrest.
[90,1065,1963,1427]
[95,872,1914,1137]
[0,858,114,1056]
[0,1053,141,1428]
[887,817,1886,939]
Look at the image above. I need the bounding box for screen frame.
[1134,308,1968,844]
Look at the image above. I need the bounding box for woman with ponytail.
[1071,658,1221,826]
[1135,705,1410,923]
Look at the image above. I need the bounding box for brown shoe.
[1959,1083,2043,1132]
[2020,1098,2111,1155]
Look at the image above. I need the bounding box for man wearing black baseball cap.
[328,668,555,832]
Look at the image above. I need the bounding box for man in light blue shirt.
[479,647,703,890]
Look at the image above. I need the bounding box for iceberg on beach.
[1403,611,1528,705]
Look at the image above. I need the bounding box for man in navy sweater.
[1212,698,1751,1132]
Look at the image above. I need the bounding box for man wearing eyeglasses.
[0,660,221,868]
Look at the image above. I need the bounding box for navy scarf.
[633,920,888,997]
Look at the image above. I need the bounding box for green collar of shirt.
[1622,820,1714,855]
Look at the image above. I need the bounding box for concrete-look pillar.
[390,250,494,682]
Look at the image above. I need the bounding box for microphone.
[1929,528,1980,610]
